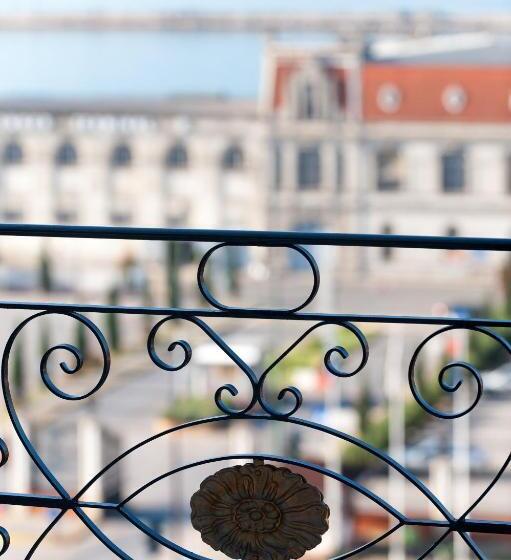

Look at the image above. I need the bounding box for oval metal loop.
[0,527,9,556]
[197,242,320,313]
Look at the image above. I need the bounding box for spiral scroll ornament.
[409,325,511,419]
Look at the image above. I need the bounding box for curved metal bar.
[197,242,320,313]
[458,531,485,559]
[0,527,9,557]
[416,529,452,560]
[257,320,369,417]
[25,511,67,560]
[0,439,8,469]
[0,311,121,558]
[2,312,78,498]
[461,452,511,520]
[409,325,511,419]
[147,315,258,415]
[119,507,210,560]
[147,321,192,372]
[332,522,403,560]
[118,453,404,560]
[73,414,454,523]
[119,453,404,520]
[72,506,133,560]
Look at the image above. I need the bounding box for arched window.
[111,143,132,168]
[165,144,188,169]
[3,141,23,165]
[222,145,244,171]
[441,148,465,193]
[55,142,77,166]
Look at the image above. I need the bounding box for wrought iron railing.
[0,224,509,559]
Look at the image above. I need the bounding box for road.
[3,318,511,558]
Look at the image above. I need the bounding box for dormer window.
[287,61,338,121]
[377,84,402,114]
[442,85,467,114]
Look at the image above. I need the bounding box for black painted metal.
[0,224,508,559]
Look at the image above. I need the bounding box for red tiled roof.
[363,64,511,122]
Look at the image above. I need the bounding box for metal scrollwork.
[0,226,509,559]
[147,315,258,415]
[257,321,369,417]
[147,320,192,371]
[0,439,8,557]
[197,242,320,313]
[409,325,511,419]
[13,311,112,402]
[148,317,369,419]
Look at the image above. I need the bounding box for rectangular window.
[381,225,393,261]
[336,147,343,191]
[297,146,321,190]
[376,149,402,192]
[274,143,282,190]
[442,149,465,193]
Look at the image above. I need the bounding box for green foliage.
[39,250,53,292]
[469,305,511,370]
[163,396,218,422]
[265,333,365,386]
[12,339,25,400]
[356,382,372,435]
[75,320,88,358]
[343,377,442,471]
[166,242,181,308]
[107,288,120,351]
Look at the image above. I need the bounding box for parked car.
[482,363,511,397]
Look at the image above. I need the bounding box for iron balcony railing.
[0,224,508,559]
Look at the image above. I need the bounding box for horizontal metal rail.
[0,224,508,559]
[0,299,509,327]
[0,223,509,251]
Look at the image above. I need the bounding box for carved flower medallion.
[190,461,329,560]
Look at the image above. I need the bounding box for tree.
[75,320,88,359]
[107,288,121,351]
[502,254,511,316]
[12,338,25,401]
[39,249,53,292]
[166,242,181,308]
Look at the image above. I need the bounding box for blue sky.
[0,0,507,100]
[0,0,509,13]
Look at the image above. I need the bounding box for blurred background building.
[0,3,510,559]
[0,27,509,299]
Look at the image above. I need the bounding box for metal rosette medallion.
[190,461,329,560]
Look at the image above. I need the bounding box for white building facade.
[0,36,509,298]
